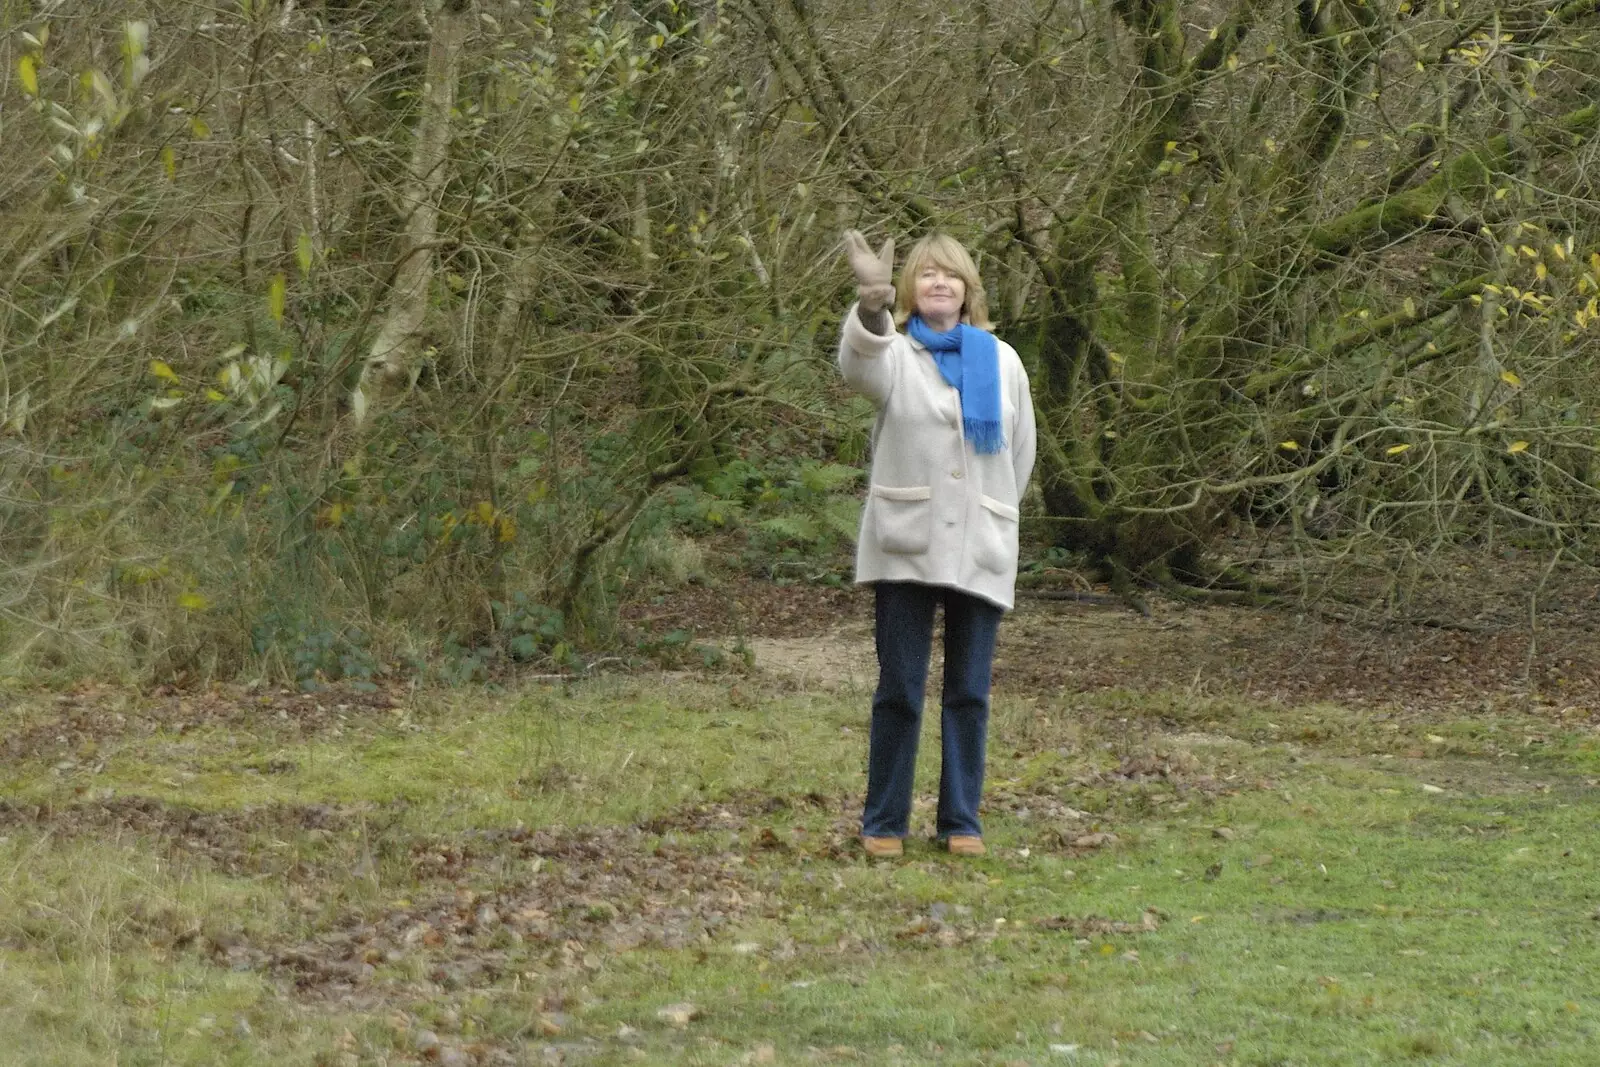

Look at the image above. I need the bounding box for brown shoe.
[945,835,986,857]
[861,836,904,858]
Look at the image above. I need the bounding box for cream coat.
[838,305,1037,611]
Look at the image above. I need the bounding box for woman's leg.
[862,582,938,838]
[936,589,1003,838]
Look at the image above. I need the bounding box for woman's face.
[913,262,966,325]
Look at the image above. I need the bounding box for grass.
[1,673,1598,1065]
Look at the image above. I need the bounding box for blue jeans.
[861,582,1003,839]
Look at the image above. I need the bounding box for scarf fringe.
[965,417,1005,455]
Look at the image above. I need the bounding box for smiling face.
[894,233,991,330]
[913,263,967,329]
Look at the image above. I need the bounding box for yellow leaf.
[148,359,178,382]
[82,69,117,114]
[1279,440,1300,451]
[1403,297,1417,318]
[1353,139,1371,149]
[1535,263,1548,281]
[496,515,517,543]
[1483,284,1502,295]
[19,54,38,96]
[1520,245,1539,259]
[177,592,209,611]
[475,500,495,524]
[267,273,286,324]
[1226,54,1239,72]
[1494,187,1509,200]
[1386,443,1411,456]
[1500,370,1522,387]
[296,231,314,276]
[190,116,210,139]
[161,144,175,179]
[205,388,226,402]
[1507,440,1529,454]
[1551,243,1566,261]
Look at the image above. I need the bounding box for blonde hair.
[894,233,991,329]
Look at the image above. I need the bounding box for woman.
[838,229,1036,858]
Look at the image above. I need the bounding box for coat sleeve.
[838,303,899,405]
[1009,350,1037,497]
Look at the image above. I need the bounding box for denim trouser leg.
[862,582,1002,839]
[861,582,938,837]
[937,592,1002,837]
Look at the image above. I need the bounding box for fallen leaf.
[1072,832,1118,849]
[656,1003,701,1027]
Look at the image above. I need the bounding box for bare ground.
[6,555,1600,1063]
[713,564,1600,719]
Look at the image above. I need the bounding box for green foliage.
[8,0,1600,681]
[492,594,568,665]
[250,609,378,692]
[656,456,862,581]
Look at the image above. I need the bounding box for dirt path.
[733,578,1600,719]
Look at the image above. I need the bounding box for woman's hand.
[842,230,896,314]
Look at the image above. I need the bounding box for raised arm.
[837,230,900,404]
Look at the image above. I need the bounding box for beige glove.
[842,229,895,333]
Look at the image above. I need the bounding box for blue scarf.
[906,315,1004,454]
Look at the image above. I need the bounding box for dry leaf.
[656,1003,701,1027]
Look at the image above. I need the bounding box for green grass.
[2,677,1598,1065]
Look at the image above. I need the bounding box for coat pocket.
[871,484,933,555]
[973,494,1020,574]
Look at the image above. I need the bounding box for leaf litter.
[8,554,1600,1061]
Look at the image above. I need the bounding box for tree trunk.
[353,3,468,419]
